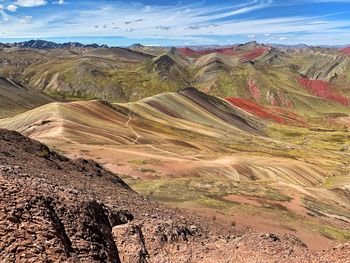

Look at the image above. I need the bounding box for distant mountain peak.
[240,41,259,47]
[129,43,144,48]
[2,39,108,49]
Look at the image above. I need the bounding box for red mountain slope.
[298,77,349,105]
[225,97,307,126]
[240,47,269,62]
[340,46,350,56]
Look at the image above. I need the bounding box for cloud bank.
[0,0,349,45]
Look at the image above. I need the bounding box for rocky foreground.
[0,129,349,262]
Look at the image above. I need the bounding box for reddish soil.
[240,47,268,62]
[298,77,349,105]
[340,46,350,56]
[226,97,286,124]
[225,97,307,126]
[190,206,336,254]
[277,91,294,108]
[266,90,278,106]
[177,47,236,57]
[273,107,308,125]
[177,47,198,56]
[247,78,261,101]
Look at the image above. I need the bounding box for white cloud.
[0,5,11,22]
[0,10,10,21]
[53,0,65,4]
[0,1,350,45]
[15,0,47,7]
[19,15,32,23]
[7,5,18,12]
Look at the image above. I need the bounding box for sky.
[0,0,350,46]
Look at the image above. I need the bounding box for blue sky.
[0,0,350,46]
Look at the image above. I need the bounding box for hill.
[129,43,170,56]
[0,77,56,118]
[16,47,162,102]
[147,48,191,86]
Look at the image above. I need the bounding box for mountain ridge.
[3,39,109,49]
[2,39,349,50]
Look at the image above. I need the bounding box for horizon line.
[0,38,349,49]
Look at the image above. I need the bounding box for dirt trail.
[125,103,141,144]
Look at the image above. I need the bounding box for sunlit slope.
[20,47,158,101]
[117,87,264,137]
[178,43,350,118]
[198,61,350,117]
[0,88,264,144]
[0,100,144,146]
[0,88,332,187]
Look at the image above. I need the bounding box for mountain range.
[1,39,109,49]
[1,40,350,111]
[3,39,349,50]
[1,40,350,262]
